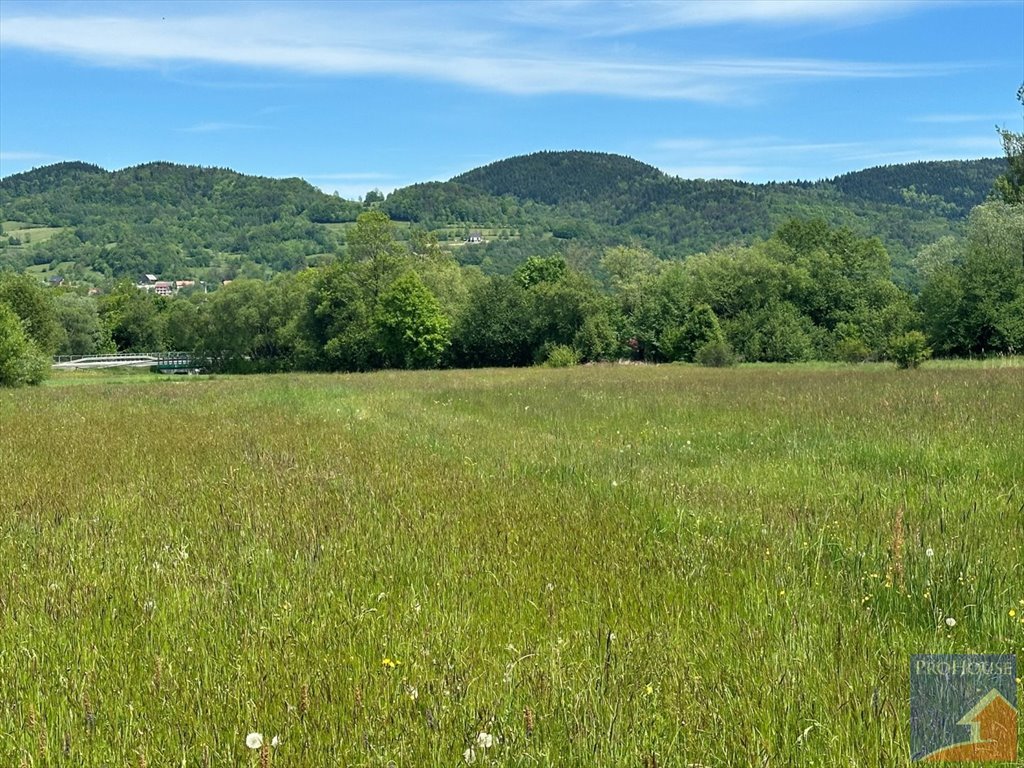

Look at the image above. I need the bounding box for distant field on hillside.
[2,221,68,245]
[1,363,1021,766]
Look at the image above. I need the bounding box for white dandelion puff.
[246,732,263,750]
[475,732,494,749]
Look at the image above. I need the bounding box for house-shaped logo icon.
[911,654,1017,763]
[921,689,1017,762]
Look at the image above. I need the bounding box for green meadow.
[1,363,1022,766]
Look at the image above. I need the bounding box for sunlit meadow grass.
[1,362,1022,766]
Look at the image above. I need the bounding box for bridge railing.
[52,352,204,370]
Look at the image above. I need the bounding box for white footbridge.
[52,353,200,372]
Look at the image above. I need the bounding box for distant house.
[136,275,198,295]
[466,231,484,244]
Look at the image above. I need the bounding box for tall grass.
[1,363,1021,765]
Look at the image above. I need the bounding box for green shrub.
[0,303,50,387]
[694,339,738,368]
[835,337,871,363]
[888,331,932,369]
[660,304,724,362]
[542,344,582,368]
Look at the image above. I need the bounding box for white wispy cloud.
[911,112,1021,124]
[0,150,57,161]
[180,121,264,133]
[305,172,393,181]
[501,0,929,36]
[0,4,967,101]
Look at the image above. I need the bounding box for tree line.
[3,198,1021,387]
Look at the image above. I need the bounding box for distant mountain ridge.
[828,158,1005,214]
[385,152,1004,276]
[0,152,1007,285]
[451,150,666,204]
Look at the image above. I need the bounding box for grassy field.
[1,363,1021,766]
[2,221,69,246]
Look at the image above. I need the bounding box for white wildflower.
[271,735,281,748]
[246,732,263,750]
[945,617,957,628]
[463,747,476,764]
[925,547,934,558]
[475,731,494,749]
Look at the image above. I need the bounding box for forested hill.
[451,150,666,204]
[0,162,361,280]
[828,158,1006,215]
[446,151,1004,215]
[0,161,107,197]
[381,152,1005,278]
[0,152,1006,285]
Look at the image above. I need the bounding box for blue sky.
[1,0,1021,198]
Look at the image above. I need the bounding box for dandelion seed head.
[475,731,494,749]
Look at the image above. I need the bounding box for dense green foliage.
[918,201,1024,356]
[0,303,49,386]
[2,364,1022,764]
[0,272,58,386]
